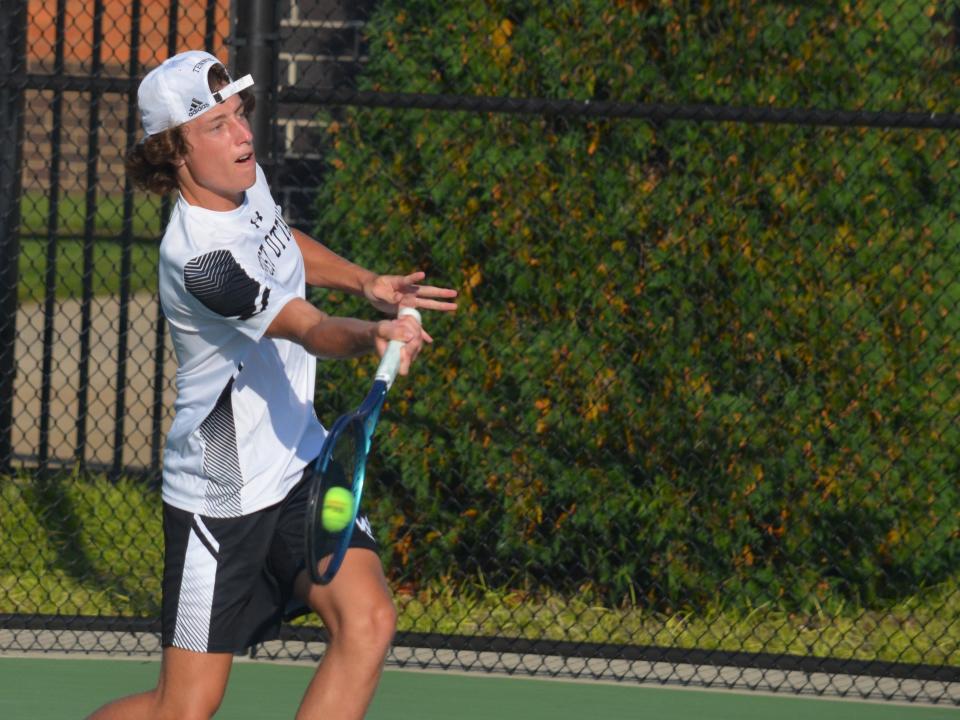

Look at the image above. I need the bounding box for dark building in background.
[268,0,376,229]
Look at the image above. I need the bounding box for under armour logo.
[187,97,209,117]
[250,211,263,228]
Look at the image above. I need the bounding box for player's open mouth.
[235,153,254,164]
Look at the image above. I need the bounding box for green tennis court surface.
[0,657,955,719]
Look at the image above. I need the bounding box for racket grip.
[375,307,422,386]
[397,306,422,322]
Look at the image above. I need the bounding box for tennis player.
[88,50,456,720]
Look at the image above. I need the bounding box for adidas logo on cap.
[188,97,209,117]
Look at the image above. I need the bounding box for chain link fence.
[1,0,959,705]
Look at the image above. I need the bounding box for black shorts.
[161,468,378,653]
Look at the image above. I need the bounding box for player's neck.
[178,181,245,212]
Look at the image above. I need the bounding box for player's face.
[176,94,256,211]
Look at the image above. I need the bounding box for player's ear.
[171,124,191,166]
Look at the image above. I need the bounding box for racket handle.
[375,307,422,387]
[397,306,422,322]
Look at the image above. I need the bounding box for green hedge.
[310,1,960,610]
[0,473,162,616]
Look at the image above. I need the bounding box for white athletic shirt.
[159,164,326,517]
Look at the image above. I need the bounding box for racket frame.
[304,307,420,585]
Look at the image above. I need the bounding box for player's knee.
[363,598,397,653]
[338,599,396,658]
[374,598,398,645]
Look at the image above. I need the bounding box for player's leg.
[271,472,395,719]
[90,500,288,719]
[86,647,232,720]
[294,548,397,720]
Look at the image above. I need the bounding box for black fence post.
[75,0,106,465]
[37,0,69,477]
[0,0,28,474]
[234,0,278,179]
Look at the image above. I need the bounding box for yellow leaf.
[491,18,514,65]
[465,264,482,289]
[587,127,600,155]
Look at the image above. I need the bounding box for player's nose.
[234,118,254,145]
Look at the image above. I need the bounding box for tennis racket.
[305,306,422,585]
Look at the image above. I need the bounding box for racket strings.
[309,420,363,582]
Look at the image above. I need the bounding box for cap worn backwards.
[137,50,254,138]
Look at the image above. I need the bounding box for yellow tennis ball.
[321,487,353,532]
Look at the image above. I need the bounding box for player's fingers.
[395,279,457,303]
[393,274,425,298]
[388,316,421,343]
[398,336,423,375]
[412,298,458,312]
[401,271,427,285]
[375,319,414,348]
[396,323,417,343]
[400,313,422,334]
[415,285,459,299]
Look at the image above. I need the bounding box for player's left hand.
[364,271,458,315]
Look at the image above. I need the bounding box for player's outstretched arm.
[292,228,377,294]
[292,228,458,315]
[266,297,427,374]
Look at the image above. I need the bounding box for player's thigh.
[297,548,396,640]
[156,646,233,718]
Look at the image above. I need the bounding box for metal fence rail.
[1,0,958,705]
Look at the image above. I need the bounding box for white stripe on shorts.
[172,515,220,652]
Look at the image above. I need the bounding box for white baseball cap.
[137,50,254,138]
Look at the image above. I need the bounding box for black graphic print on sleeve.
[184,249,270,320]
